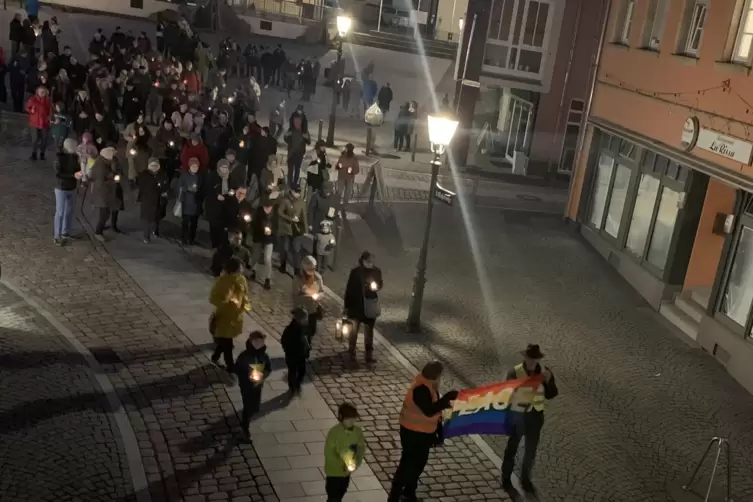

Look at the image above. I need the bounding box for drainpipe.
[546,0,582,181]
[566,0,611,219]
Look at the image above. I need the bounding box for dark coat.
[72,97,94,136]
[204,171,231,223]
[55,152,80,191]
[92,118,119,149]
[222,196,254,235]
[234,346,272,405]
[178,171,203,216]
[89,156,124,210]
[251,205,275,245]
[137,169,169,221]
[281,320,309,360]
[10,19,24,43]
[211,242,251,277]
[344,265,383,322]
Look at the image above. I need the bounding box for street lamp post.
[326,15,352,147]
[406,114,459,333]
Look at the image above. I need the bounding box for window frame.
[483,0,554,79]
[684,0,708,56]
[619,0,636,45]
[732,0,753,64]
[715,212,753,340]
[643,0,668,50]
[586,133,691,280]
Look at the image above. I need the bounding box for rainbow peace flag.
[443,376,543,438]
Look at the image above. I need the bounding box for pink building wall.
[528,0,607,167]
[586,0,753,177]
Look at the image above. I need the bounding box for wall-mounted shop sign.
[681,116,753,165]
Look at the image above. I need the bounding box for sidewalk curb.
[0,279,152,502]
[320,284,529,495]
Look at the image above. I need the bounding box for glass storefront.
[586,130,691,280]
[717,209,753,340]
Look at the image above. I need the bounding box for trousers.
[53,188,75,238]
[95,208,119,234]
[501,410,544,484]
[388,427,434,501]
[325,476,351,501]
[250,242,273,281]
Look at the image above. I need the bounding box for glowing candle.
[239,140,245,148]
[250,369,262,382]
[129,148,137,156]
[264,226,271,235]
[312,292,321,301]
[243,213,251,222]
[113,175,121,182]
[370,281,378,291]
[169,141,175,147]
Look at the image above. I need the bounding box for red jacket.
[182,70,201,95]
[180,142,209,171]
[26,94,52,129]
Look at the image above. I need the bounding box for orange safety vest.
[399,374,442,433]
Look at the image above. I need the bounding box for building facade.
[455,0,606,177]
[568,0,753,393]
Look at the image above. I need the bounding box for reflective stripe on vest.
[514,363,546,412]
[399,374,441,433]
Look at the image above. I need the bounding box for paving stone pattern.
[244,276,512,502]
[0,146,274,502]
[0,283,132,502]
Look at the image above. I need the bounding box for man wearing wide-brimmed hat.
[501,344,559,495]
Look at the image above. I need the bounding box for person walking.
[10,14,24,55]
[283,113,310,187]
[209,257,249,372]
[377,82,393,113]
[136,158,169,243]
[53,138,82,245]
[277,184,307,275]
[26,85,52,161]
[177,158,203,246]
[324,403,365,502]
[211,229,252,278]
[335,143,359,214]
[343,251,382,363]
[388,361,458,502]
[90,146,125,241]
[292,256,323,345]
[234,330,271,441]
[281,307,309,396]
[205,159,233,249]
[249,202,275,290]
[394,103,411,151]
[501,344,559,495]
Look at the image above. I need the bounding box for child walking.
[281,307,310,396]
[324,403,365,502]
[234,331,271,440]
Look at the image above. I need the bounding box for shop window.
[721,226,753,327]
[604,164,631,237]
[589,153,614,228]
[646,186,682,270]
[625,174,660,257]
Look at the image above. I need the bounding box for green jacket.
[276,193,307,237]
[324,424,365,477]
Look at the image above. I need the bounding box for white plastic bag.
[364,103,384,126]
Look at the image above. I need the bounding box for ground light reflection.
[397,0,498,346]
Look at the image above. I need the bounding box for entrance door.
[505,98,533,161]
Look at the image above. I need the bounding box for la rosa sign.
[681,116,753,165]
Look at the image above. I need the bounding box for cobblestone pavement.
[63,132,512,500]
[0,146,274,501]
[0,282,133,502]
[323,203,753,502]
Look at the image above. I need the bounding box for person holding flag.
[501,344,558,495]
[388,361,458,502]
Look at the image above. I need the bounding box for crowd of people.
[5,10,559,502]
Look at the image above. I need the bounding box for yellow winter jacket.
[209,273,250,338]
